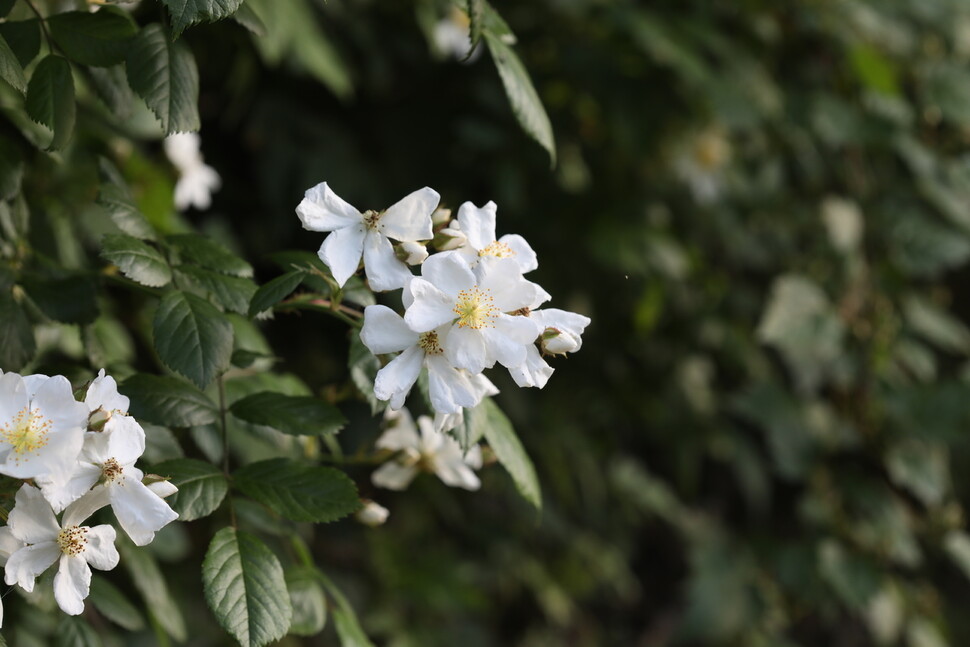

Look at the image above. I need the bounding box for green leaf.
[286,567,328,636]
[0,290,35,371]
[317,572,376,647]
[166,233,253,277]
[161,0,244,37]
[349,333,383,414]
[479,398,541,510]
[21,275,99,324]
[97,158,155,240]
[484,32,555,166]
[177,264,258,314]
[122,373,218,427]
[944,530,970,583]
[119,538,187,642]
[203,527,292,647]
[233,458,359,523]
[25,54,75,150]
[231,2,266,36]
[85,64,135,118]
[0,20,41,68]
[152,458,228,521]
[89,577,146,631]
[153,290,234,388]
[54,616,102,647]
[0,33,26,94]
[100,233,171,287]
[230,391,346,436]
[885,439,949,506]
[126,24,200,134]
[48,8,137,67]
[0,0,13,18]
[466,0,484,55]
[0,131,24,201]
[249,270,304,317]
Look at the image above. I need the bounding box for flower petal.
[483,315,541,368]
[4,542,59,591]
[420,252,476,299]
[318,222,367,287]
[85,369,129,414]
[444,325,489,374]
[62,487,111,528]
[477,257,541,312]
[82,524,119,571]
[363,231,412,291]
[104,415,147,465]
[36,463,101,513]
[111,479,177,546]
[508,344,554,389]
[53,554,91,615]
[8,484,59,543]
[404,279,457,333]
[371,462,418,491]
[456,201,497,251]
[499,234,538,273]
[376,409,421,451]
[296,182,361,232]
[426,355,478,413]
[0,527,25,566]
[373,346,424,404]
[360,306,418,354]
[0,373,28,432]
[379,187,438,241]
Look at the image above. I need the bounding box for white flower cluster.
[0,370,178,623]
[164,132,222,212]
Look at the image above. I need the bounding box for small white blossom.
[164,133,222,211]
[821,196,864,254]
[448,201,538,274]
[674,126,731,204]
[4,484,119,616]
[355,500,390,527]
[508,308,591,388]
[372,409,482,491]
[432,6,480,62]
[296,182,439,291]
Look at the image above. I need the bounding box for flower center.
[362,209,383,231]
[418,331,443,355]
[453,287,498,329]
[1,407,52,462]
[101,457,124,484]
[478,241,515,258]
[57,525,89,556]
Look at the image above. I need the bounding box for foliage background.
[7,0,970,645]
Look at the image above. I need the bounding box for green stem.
[275,295,364,327]
[23,0,54,54]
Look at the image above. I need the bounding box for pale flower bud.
[396,240,429,265]
[434,219,466,251]
[88,407,111,432]
[144,476,179,498]
[541,327,581,355]
[431,206,452,228]
[355,500,390,527]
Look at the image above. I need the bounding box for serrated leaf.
[286,568,328,636]
[166,233,253,277]
[0,20,41,68]
[100,233,171,287]
[48,8,137,67]
[97,158,155,240]
[249,270,304,317]
[0,33,26,93]
[85,64,135,118]
[484,32,555,166]
[25,54,75,150]
[54,616,102,647]
[119,538,187,642]
[122,373,218,427]
[177,264,258,314]
[126,24,200,134]
[0,290,35,371]
[162,0,244,37]
[230,391,346,436]
[466,0,484,55]
[0,131,24,200]
[203,527,292,647]
[154,290,234,388]
[21,274,99,324]
[89,577,146,631]
[233,458,359,523]
[317,572,376,647]
[479,398,541,510]
[152,458,228,521]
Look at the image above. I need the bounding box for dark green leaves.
[484,32,555,166]
[89,578,146,631]
[249,270,303,316]
[152,458,228,521]
[167,233,253,277]
[101,234,171,287]
[21,275,98,324]
[97,158,155,240]
[0,34,26,94]
[203,527,292,647]
[126,24,200,134]
[230,392,346,436]
[122,374,218,427]
[161,0,245,38]
[0,20,41,68]
[48,9,137,67]
[25,55,75,150]
[0,290,35,371]
[478,398,541,510]
[154,291,233,388]
[233,458,359,523]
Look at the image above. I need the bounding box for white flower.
[821,196,864,254]
[0,526,27,628]
[164,133,222,211]
[296,182,439,291]
[673,126,731,204]
[355,500,390,527]
[448,201,537,274]
[4,484,119,616]
[0,373,87,481]
[404,253,546,374]
[431,6,480,62]
[508,308,591,389]
[372,409,482,491]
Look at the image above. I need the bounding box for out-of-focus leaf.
[231,3,266,36]
[907,618,948,647]
[54,616,102,647]
[0,0,13,17]
[349,333,383,414]
[166,233,253,277]
[850,44,899,95]
[903,295,970,355]
[202,527,292,647]
[249,270,304,317]
[120,538,187,642]
[286,567,328,636]
[230,391,346,436]
[153,291,234,388]
[467,0,484,52]
[0,33,25,94]
[317,572,376,647]
[944,531,970,583]
[25,55,75,150]
[100,234,171,287]
[0,131,24,201]
[819,540,881,611]
[85,315,135,368]
[126,24,200,134]
[48,8,137,67]
[85,64,135,119]
[0,290,35,371]
[233,458,359,523]
[97,158,156,240]
[89,578,146,631]
[0,20,40,68]
[161,0,244,38]
[922,62,970,127]
[886,439,949,507]
[21,275,99,324]
[122,373,218,427]
[152,458,228,521]
[890,215,970,278]
[484,32,555,166]
[479,397,541,510]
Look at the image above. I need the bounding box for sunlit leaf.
[126,24,200,134]
[100,234,171,287]
[0,33,25,93]
[152,458,228,521]
[161,0,244,38]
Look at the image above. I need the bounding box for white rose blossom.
[4,484,119,616]
[296,182,439,291]
[448,201,538,274]
[508,308,592,389]
[164,132,222,212]
[372,409,482,491]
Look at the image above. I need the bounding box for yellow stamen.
[57,526,89,556]
[478,241,515,258]
[101,457,124,484]
[1,407,52,464]
[418,331,444,355]
[453,287,498,329]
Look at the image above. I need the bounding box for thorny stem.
[217,375,236,528]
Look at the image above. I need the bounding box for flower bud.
[395,240,429,265]
[540,327,581,355]
[355,500,390,527]
[433,221,466,251]
[88,407,111,432]
[431,206,452,228]
[143,475,179,498]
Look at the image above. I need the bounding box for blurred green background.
[15,0,970,644]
